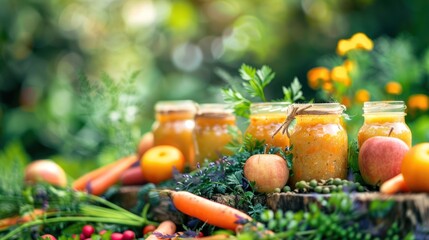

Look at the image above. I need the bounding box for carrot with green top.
[163,190,252,231]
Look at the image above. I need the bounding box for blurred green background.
[1,0,428,176]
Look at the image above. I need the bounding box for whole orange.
[401,143,429,192]
[140,145,185,184]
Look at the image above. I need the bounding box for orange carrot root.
[164,190,252,231]
[145,220,176,240]
[85,155,137,196]
[380,173,410,194]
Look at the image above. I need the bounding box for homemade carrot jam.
[152,100,197,168]
[245,102,291,149]
[289,103,348,187]
[358,101,412,148]
[194,104,239,165]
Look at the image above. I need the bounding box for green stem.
[86,194,142,222]
[1,216,140,240]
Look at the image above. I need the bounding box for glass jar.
[358,101,412,148]
[288,103,348,187]
[194,104,239,165]
[245,102,291,149]
[152,100,197,168]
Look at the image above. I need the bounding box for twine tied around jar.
[272,104,345,139]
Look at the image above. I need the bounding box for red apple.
[244,154,289,193]
[358,136,409,186]
[24,160,67,187]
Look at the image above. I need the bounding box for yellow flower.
[385,81,402,95]
[355,89,370,103]
[336,39,354,56]
[307,67,330,89]
[350,32,374,51]
[408,94,429,111]
[331,66,351,86]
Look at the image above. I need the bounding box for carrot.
[164,190,252,231]
[380,173,410,194]
[72,155,138,191]
[173,234,231,240]
[145,220,176,240]
[120,166,146,185]
[85,155,138,196]
[0,209,44,230]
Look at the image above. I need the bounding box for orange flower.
[385,82,402,95]
[355,89,370,103]
[408,94,429,111]
[341,96,352,108]
[331,66,351,86]
[350,32,374,51]
[322,82,334,93]
[336,39,354,56]
[343,60,356,73]
[307,67,330,89]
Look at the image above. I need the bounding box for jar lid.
[155,100,197,114]
[196,103,234,117]
[363,101,406,114]
[250,102,291,114]
[291,103,346,115]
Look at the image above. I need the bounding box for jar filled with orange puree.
[194,104,239,165]
[288,103,348,187]
[358,101,412,148]
[245,102,291,149]
[152,100,197,169]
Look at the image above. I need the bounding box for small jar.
[152,100,197,168]
[358,101,412,148]
[245,102,291,149]
[288,103,348,187]
[194,104,239,165]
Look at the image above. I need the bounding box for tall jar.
[152,100,197,168]
[288,103,348,187]
[245,102,291,149]
[194,104,239,165]
[358,101,412,148]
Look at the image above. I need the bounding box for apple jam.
[288,103,348,187]
[358,101,412,148]
[245,102,291,149]
[194,104,239,165]
[152,100,197,168]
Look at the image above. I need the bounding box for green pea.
[333,178,342,185]
[315,186,323,193]
[283,186,291,192]
[310,179,318,188]
[322,187,330,194]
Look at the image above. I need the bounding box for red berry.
[143,225,156,235]
[80,233,86,240]
[122,230,135,240]
[111,232,123,240]
[197,232,204,238]
[40,234,57,240]
[82,225,95,237]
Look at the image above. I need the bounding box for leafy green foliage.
[220,64,305,118]
[283,77,305,103]
[239,192,410,239]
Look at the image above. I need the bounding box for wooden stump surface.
[111,186,429,232]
